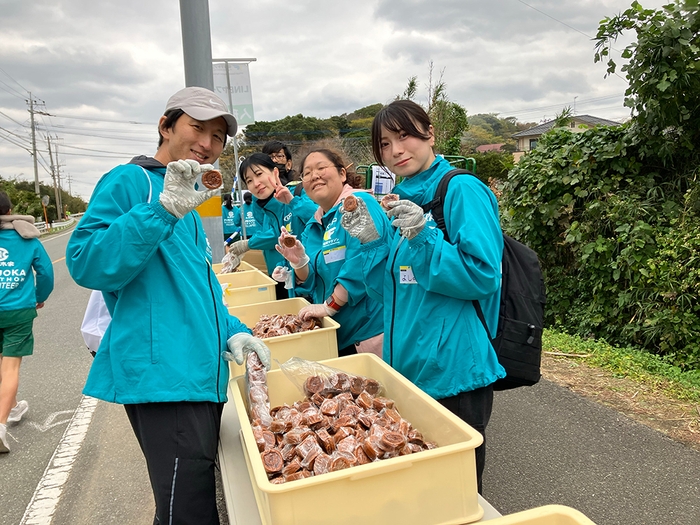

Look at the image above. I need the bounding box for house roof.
[511,115,621,138]
[475,143,505,153]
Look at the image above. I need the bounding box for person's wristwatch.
[325,294,344,312]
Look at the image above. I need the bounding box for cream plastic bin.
[232,353,484,525]
[485,505,596,525]
[243,249,268,274]
[221,271,277,307]
[227,298,339,377]
[213,261,257,274]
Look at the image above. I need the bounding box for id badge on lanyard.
[399,265,417,284]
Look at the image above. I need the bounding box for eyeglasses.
[301,164,337,181]
[270,152,288,162]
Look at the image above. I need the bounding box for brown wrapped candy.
[313,452,332,476]
[320,397,339,416]
[282,235,297,248]
[355,444,371,465]
[372,396,395,411]
[201,169,222,189]
[356,391,374,410]
[269,476,286,484]
[380,193,399,210]
[315,428,335,454]
[349,376,365,397]
[262,449,284,473]
[281,457,302,477]
[302,406,323,426]
[363,378,381,395]
[304,376,324,396]
[343,194,358,212]
[378,431,406,452]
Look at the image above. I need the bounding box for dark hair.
[243,192,253,204]
[158,108,228,148]
[262,141,291,161]
[238,153,278,188]
[0,190,11,215]
[371,100,432,166]
[223,193,233,210]
[158,109,185,147]
[299,148,363,189]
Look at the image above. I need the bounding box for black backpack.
[421,169,546,390]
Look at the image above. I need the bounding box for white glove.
[271,266,294,289]
[298,302,338,320]
[219,251,241,273]
[340,197,380,244]
[159,160,220,219]
[275,227,309,269]
[229,239,250,257]
[386,199,426,240]
[225,333,271,370]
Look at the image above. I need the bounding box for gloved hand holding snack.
[386,199,426,240]
[340,195,380,244]
[159,159,221,219]
[225,332,272,370]
[275,227,309,269]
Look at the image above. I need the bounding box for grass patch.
[543,329,700,403]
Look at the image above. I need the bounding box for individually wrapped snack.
[279,357,385,399]
[342,194,358,212]
[254,357,438,483]
[282,235,297,248]
[380,193,399,210]
[201,169,223,189]
[246,352,272,428]
[252,314,320,339]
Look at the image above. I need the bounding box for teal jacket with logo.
[66,157,248,405]
[365,156,506,399]
[0,223,53,312]
[248,195,316,275]
[295,191,390,348]
[222,204,238,235]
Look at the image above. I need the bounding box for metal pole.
[179,0,224,261]
[179,0,214,90]
[29,93,39,195]
[55,139,63,218]
[47,136,60,220]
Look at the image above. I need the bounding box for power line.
[0,80,26,100]
[0,66,29,93]
[0,110,28,127]
[45,112,154,126]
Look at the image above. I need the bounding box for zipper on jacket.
[194,215,222,403]
[388,240,402,367]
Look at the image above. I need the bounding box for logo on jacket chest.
[0,247,8,262]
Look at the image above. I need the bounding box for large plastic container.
[231,353,484,525]
[213,260,257,274]
[243,249,268,274]
[227,298,339,377]
[221,271,277,307]
[485,505,596,525]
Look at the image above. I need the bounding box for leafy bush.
[502,126,700,368]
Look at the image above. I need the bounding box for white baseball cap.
[165,87,238,137]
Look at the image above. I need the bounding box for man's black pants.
[125,401,224,525]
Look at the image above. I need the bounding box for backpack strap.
[421,168,475,244]
[293,182,304,197]
[420,168,492,340]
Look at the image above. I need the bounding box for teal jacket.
[222,204,238,235]
[234,203,261,238]
[371,156,506,399]
[248,194,316,275]
[0,222,54,312]
[295,191,390,349]
[66,157,249,405]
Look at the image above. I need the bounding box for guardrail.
[37,217,77,234]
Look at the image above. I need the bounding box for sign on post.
[212,61,255,125]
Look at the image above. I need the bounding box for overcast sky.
[0,0,667,200]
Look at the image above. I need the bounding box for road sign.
[41,195,50,206]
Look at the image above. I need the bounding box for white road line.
[20,395,99,525]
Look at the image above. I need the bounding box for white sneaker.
[8,400,29,424]
[0,423,9,453]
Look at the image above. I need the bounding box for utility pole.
[54,138,63,218]
[179,0,224,262]
[47,136,61,220]
[28,93,40,195]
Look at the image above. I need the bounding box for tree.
[594,0,700,165]
[399,62,469,156]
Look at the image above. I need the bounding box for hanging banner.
[212,62,255,125]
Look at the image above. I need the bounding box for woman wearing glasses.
[275,147,391,357]
[232,153,317,298]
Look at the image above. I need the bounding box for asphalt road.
[1,226,699,525]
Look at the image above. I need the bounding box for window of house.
[529,138,538,150]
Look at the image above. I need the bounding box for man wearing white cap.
[66,87,271,525]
